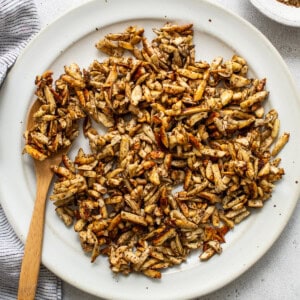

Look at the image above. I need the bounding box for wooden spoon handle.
[17,176,50,300]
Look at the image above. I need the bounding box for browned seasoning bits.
[277,0,300,7]
[24,23,289,278]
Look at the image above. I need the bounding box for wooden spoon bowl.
[18,100,69,300]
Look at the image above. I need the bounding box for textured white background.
[33,0,300,299]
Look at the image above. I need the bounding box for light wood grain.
[18,101,69,300]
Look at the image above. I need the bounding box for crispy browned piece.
[277,0,300,7]
[25,23,288,278]
[23,67,86,160]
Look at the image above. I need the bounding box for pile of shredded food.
[277,0,300,7]
[23,23,289,278]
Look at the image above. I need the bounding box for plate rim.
[250,0,300,27]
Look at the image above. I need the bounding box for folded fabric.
[0,206,62,300]
[0,0,62,299]
[0,0,39,84]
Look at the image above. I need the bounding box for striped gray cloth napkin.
[0,0,38,82]
[0,0,62,299]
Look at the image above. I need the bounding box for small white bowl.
[250,0,300,27]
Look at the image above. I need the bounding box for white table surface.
[32,1,300,299]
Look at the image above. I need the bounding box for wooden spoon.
[18,100,69,300]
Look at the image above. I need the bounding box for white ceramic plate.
[250,0,300,27]
[1,0,300,299]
